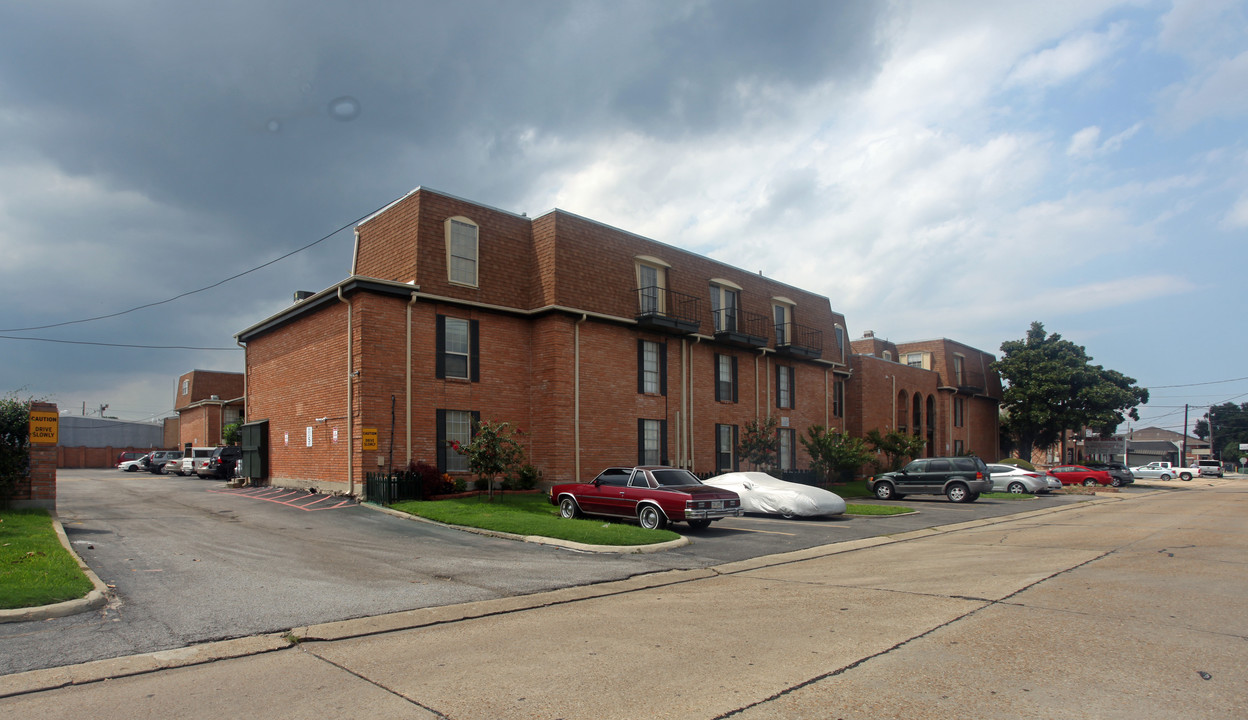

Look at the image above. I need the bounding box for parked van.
[180,447,215,476]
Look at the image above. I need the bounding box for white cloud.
[1158,49,1248,131]
[1005,22,1126,89]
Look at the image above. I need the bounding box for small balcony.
[712,307,769,349]
[775,321,823,359]
[635,286,701,335]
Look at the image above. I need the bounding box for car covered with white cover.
[703,472,846,518]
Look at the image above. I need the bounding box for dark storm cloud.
[0,0,889,415]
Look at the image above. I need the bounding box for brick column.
[21,401,58,511]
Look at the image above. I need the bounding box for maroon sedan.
[1048,464,1114,487]
[550,466,742,531]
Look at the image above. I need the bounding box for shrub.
[0,394,32,508]
[996,457,1036,471]
[404,460,452,496]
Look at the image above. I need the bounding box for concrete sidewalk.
[2,479,1244,719]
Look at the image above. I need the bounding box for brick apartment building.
[175,369,245,448]
[236,187,856,494]
[849,332,1001,459]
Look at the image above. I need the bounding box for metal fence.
[364,470,425,504]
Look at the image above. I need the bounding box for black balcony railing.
[712,307,769,348]
[775,321,823,359]
[635,286,701,335]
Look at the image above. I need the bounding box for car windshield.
[651,469,701,487]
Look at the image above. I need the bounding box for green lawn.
[388,493,682,545]
[0,509,95,610]
[982,492,1036,500]
[843,503,915,516]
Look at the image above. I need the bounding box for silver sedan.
[986,464,1052,494]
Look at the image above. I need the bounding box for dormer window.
[772,298,794,346]
[446,217,479,287]
[709,279,741,332]
[635,256,669,316]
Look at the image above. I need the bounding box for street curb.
[0,513,111,625]
[0,634,291,699]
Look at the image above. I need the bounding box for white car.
[985,464,1052,494]
[117,456,148,472]
[703,472,846,518]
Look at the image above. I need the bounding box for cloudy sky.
[1,0,1244,437]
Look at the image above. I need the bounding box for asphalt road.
[2,477,1240,719]
[2,469,1121,675]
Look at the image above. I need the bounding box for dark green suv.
[868,457,992,503]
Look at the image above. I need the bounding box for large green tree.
[1194,402,1248,460]
[993,322,1148,459]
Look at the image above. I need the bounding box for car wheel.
[966,492,980,503]
[1007,481,1026,494]
[1180,472,1192,481]
[873,482,896,500]
[1083,478,1098,487]
[126,465,138,472]
[687,519,712,531]
[1160,474,1171,481]
[638,504,668,530]
[558,497,581,519]
[1110,477,1122,487]
[946,483,969,503]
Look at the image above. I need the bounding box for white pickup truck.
[1130,461,1208,481]
[1130,461,1183,481]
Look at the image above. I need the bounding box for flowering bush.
[450,419,527,500]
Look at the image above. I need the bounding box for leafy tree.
[737,416,779,472]
[800,425,875,483]
[450,419,526,500]
[1198,402,1248,460]
[993,322,1148,460]
[0,393,33,507]
[865,429,927,472]
[222,422,242,446]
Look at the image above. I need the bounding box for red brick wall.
[13,402,58,510]
[175,370,244,411]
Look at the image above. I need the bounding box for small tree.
[865,429,927,472]
[222,422,242,446]
[737,416,779,472]
[451,419,526,500]
[800,425,875,483]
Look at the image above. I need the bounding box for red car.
[1048,464,1114,487]
[550,466,742,531]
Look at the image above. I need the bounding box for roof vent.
[210,395,220,400]
[294,290,314,303]
[863,330,875,338]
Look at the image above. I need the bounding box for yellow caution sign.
[362,427,378,451]
[29,411,59,445]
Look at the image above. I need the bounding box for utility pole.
[1181,404,1189,465]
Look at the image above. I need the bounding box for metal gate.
[239,419,269,483]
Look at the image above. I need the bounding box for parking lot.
[1,469,1145,675]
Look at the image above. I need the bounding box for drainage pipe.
[338,287,354,496]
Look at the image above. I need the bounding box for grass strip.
[843,504,915,516]
[982,492,1037,500]
[389,493,682,546]
[0,509,95,610]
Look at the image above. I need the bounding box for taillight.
[975,471,983,479]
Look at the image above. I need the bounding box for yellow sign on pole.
[362,427,378,451]
[29,411,59,445]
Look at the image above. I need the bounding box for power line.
[0,335,237,351]
[0,194,404,334]
[1148,376,1248,389]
